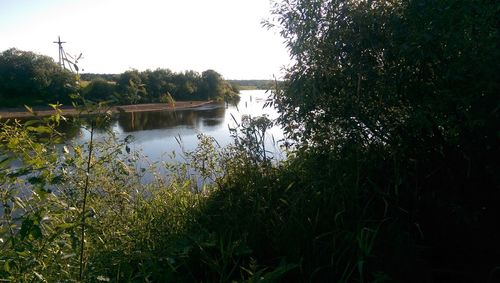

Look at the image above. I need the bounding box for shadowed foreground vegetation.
[0,0,499,282]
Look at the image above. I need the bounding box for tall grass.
[0,111,418,282]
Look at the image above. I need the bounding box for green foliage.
[228,80,278,90]
[81,78,116,102]
[230,114,274,164]
[159,92,176,106]
[266,0,499,280]
[0,49,238,108]
[79,69,239,105]
[0,109,79,281]
[0,113,313,282]
[142,68,175,101]
[268,0,498,153]
[1,0,497,282]
[115,70,148,104]
[0,48,78,107]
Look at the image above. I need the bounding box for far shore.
[0,101,216,119]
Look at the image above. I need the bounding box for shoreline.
[0,100,216,119]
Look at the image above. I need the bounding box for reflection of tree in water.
[58,115,116,139]
[118,106,225,132]
[57,119,83,140]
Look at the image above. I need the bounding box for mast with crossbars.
[53,36,82,73]
[53,36,67,68]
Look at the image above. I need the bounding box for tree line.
[80,69,239,105]
[0,48,239,108]
[227,79,277,90]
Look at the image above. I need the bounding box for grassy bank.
[0,113,397,282]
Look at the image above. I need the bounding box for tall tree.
[143,68,175,102]
[200,69,224,100]
[268,0,499,279]
[0,48,77,107]
[269,0,498,153]
[116,70,147,104]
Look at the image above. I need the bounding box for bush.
[159,92,175,106]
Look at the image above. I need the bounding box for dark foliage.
[267,0,499,281]
[0,48,78,107]
[80,69,239,104]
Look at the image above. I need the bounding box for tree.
[200,70,239,101]
[200,69,224,100]
[143,68,175,102]
[269,0,498,152]
[172,71,201,100]
[0,48,77,107]
[115,70,147,104]
[268,0,499,280]
[81,78,116,102]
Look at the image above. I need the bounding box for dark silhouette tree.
[268,0,499,280]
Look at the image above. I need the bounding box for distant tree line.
[79,73,119,82]
[81,69,239,105]
[0,48,239,108]
[228,80,278,90]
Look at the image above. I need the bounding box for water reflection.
[116,103,225,132]
[2,90,285,185]
[67,90,284,163]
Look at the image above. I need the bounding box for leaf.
[96,275,110,282]
[13,196,26,209]
[0,156,13,168]
[48,103,60,110]
[50,175,64,184]
[20,218,34,240]
[74,146,82,158]
[20,215,43,240]
[26,125,52,134]
[4,260,11,273]
[33,271,47,282]
[57,223,77,230]
[62,253,76,259]
[28,176,45,185]
[23,119,40,127]
[34,187,49,200]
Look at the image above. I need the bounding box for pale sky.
[0,0,290,79]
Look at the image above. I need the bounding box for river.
[73,90,285,164]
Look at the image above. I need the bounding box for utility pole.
[53,36,82,73]
[53,36,67,68]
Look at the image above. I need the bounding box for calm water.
[74,90,285,163]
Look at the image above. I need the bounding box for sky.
[0,0,290,79]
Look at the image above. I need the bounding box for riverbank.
[0,100,214,119]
